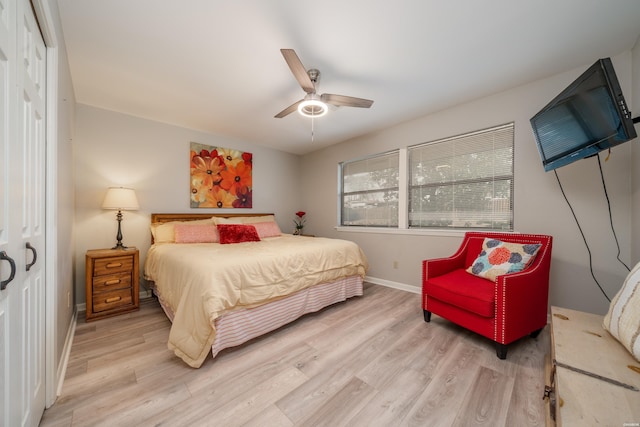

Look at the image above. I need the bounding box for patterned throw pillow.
[217,224,261,244]
[174,223,219,243]
[466,238,542,281]
[603,261,640,362]
[150,218,214,243]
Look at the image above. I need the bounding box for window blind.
[408,123,514,230]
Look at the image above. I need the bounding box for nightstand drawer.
[92,288,134,313]
[93,255,133,276]
[92,271,132,292]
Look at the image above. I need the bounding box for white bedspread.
[144,235,368,367]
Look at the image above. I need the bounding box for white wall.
[38,0,76,397]
[73,105,302,305]
[53,27,76,370]
[302,52,639,315]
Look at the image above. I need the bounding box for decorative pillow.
[603,261,640,362]
[213,215,276,225]
[217,224,261,244]
[150,218,214,243]
[174,223,219,243]
[248,221,282,238]
[466,238,542,281]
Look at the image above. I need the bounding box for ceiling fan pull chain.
[311,115,315,142]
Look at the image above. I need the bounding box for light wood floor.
[40,283,549,427]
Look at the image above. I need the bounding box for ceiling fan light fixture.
[298,97,328,118]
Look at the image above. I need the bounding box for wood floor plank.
[350,364,432,426]
[40,284,548,427]
[452,366,515,426]
[242,404,294,427]
[297,377,378,427]
[403,338,482,426]
[71,381,192,427]
[505,328,549,426]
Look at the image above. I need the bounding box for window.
[408,123,514,230]
[340,151,399,227]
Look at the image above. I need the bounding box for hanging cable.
[554,167,610,302]
[597,154,630,271]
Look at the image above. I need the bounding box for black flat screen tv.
[530,58,637,172]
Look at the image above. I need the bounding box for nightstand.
[85,248,139,322]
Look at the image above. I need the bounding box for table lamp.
[102,187,139,249]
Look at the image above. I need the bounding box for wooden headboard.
[151,212,275,224]
[150,213,275,243]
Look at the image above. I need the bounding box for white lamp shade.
[102,187,139,210]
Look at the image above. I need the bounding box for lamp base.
[112,210,129,250]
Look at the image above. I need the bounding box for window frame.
[407,123,515,231]
[337,123,515,233]
[338,150,400,227]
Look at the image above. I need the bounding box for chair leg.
[530,327,543,338]
[496,343,508,359]
[423,310,431,322]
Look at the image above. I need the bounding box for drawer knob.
[104,279,121,285]
[106,262,123,268]
[105,296,122,303]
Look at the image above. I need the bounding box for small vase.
[294,228,303,235]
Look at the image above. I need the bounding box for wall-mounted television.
[530,57,638,172]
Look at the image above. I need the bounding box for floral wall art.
[190,142,253,208]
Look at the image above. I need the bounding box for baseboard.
[55,307,77,399]
[365,276,420,294]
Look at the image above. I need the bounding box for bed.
[143,213,368,368]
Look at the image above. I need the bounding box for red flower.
[219,160,252,195]
[294,211,306,230]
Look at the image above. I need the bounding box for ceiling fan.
[275,49,374,118]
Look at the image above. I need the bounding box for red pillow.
[217,224,261,244]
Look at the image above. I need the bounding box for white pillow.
[603,261,640,362]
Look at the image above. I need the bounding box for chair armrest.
[495,260,551,343]
[422,255,466,281]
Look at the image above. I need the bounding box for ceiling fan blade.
[281,49,315,94]
[321,93,374,108]
[275,100,303,118]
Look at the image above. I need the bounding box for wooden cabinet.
[545,306,640,426]
[85,248,139,321]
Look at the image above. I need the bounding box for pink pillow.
[248,221,282,238]
[174,223,219,243]
[217,224,261,244]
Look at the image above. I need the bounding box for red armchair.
[422,232,552,359]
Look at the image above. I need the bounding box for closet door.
[0,0,47,425]
[0,0,15,421]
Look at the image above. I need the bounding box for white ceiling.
[56,0,640,155]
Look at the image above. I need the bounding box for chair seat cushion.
[425,269,495,318]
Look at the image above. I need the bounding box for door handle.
[0,251,17,291]
[26,242,37,271]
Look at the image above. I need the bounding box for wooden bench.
[545,306,640,426]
